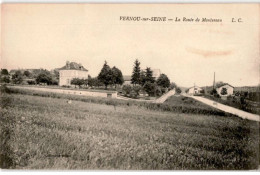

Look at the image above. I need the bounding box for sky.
[1,4,259,87]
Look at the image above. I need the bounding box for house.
[216,83,234,96]
[151,69,161,80]
[59,61,88,86]
[123,75,131,85]
[186,86,203,95]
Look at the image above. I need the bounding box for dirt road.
[117,89,176,103]
[185,95,259,122]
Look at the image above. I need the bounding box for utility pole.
[213,72,215,90]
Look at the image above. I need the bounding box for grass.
[7,86,227,116]
[0,87,259,170]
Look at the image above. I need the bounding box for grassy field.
[0,88,259,169]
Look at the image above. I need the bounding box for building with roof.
[216,83,234,96]
[123,75,132,85]
[151,69,161,80]
[186,86,203,95]
[59,61,88,86]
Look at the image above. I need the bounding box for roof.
[123,75,131,81]
[59,62,88,71]
[152,69,161,78]
[186,86,202,91]
[217,83,234,89]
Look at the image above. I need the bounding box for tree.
[98,61,112,89]
[215,81,225,88]
[131,59,141,85]
[221,87,228,95]
[0,69,10,83]
[132,85,142,96]
[145,67,155,83]
[71,78,85,88]
[111,66,124,87]
[36,73,52,85]
[0,76,10,83]
[87,75,94,87]
[169,82,177,90]
[140,70,146,86]
[122,84,132,96]
[156,74,170,88]
[12,70,23,84]
[143,82,156,96]
[1,69,9,75]
[23,70,31,77]
[176,87,182,94]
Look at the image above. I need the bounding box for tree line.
[0,59,181,97]
[0,68,59,85]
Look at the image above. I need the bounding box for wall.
[11,86,117,98]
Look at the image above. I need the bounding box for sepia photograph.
[0,3,259,170]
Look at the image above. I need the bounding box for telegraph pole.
[213,72,215,90]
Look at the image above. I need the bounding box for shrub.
[132,85,142,95]
[27,80,36,85]
[122,85,132,96]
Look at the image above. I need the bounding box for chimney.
[79,63,83,70]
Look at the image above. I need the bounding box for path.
[184,94,260,122]
[117,89,176,103]
[154,89,176,103]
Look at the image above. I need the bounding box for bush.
[122,85,132,96]
[27,80,36,85]
[132,85,142,96]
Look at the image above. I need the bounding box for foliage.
[132,85,142,95]
[144,67,155,84]
[122,84,132,96]
[143,82,156,96]
[36,73,52,85]
[210,89,217,95]
[23,70,31,77]
[176,87,182,94]
[27,80,36,85]
[169,82,177,90]
[98,61,113,89]
[155,86,162,96]
[215,81,226,88]
[1,69,9,75]
[131,59,141,85]
[11,70,23,84]
[111,66,124,87]
[71,78,85,87]
[156,74,170,88]
[221,88,228,95]
[0,75,10,83]
[139,70,146,86]
[87,75,102,87]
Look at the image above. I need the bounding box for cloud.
[186,47,233,58]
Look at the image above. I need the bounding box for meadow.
[0,86,259,170]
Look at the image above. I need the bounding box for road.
[184,95,260,122]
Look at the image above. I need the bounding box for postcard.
[0,3,259,170]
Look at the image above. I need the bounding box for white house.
[216,84,234,96]
[186,86,203,95]
[59,61,88,86]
